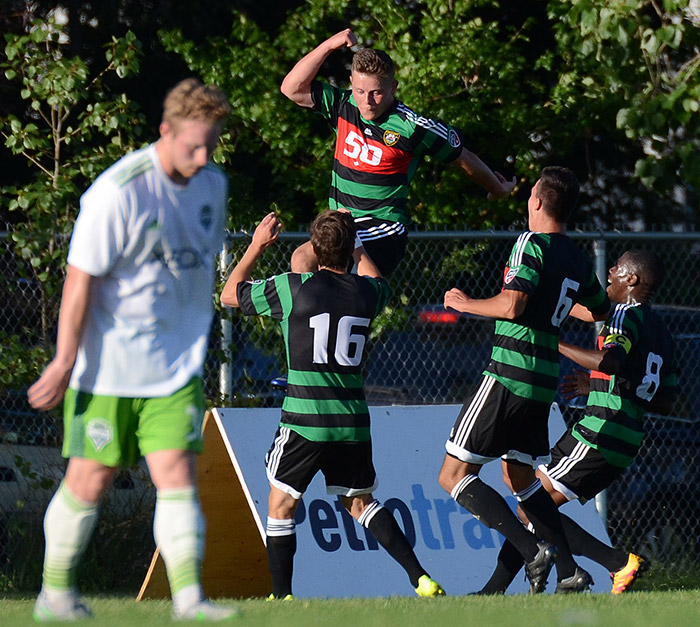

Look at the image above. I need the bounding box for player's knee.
[438,465,458,494]
[341,494,373,520]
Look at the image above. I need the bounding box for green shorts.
[62,377,205,468]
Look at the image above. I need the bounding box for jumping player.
[281,28,515,276]
[221,210,445,599]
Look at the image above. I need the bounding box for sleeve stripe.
[396,103,450,140]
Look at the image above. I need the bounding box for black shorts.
[445,375,552,468]
[541,430,625,503]
[354,217,408,276]
[265,426,378,499]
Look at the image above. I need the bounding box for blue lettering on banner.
[308,499,341,552]
[384,498,417,547]
[299,483,504,553]
[409,484,440,550]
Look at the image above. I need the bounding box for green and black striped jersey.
[237,270,389,442]
[311,81,463,225]
[573,302,678,468]
[485,231,609,403]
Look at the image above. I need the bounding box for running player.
[281,28,515,276]
[478,249,677,594]
[438,166,610,593]
[221,210,445,599]
[28,79,238,621]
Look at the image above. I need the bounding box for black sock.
[518,486,576,580]
[479,540,523,594]
[561,513,627,572]
[266,534,296,597]
[364,505,426,587]
[454,476,539,562]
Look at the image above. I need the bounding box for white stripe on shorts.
[546,440,590,483]
[452,375,497,448]
[356,221,406,242]
[266,426,290,481]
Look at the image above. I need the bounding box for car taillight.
[419,310,461,324]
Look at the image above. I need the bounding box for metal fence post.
[219,240,233,404]
[592,234,609,526]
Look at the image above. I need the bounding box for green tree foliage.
[161,0,537,230]
[0,18,145,385]
[543,0,700,226]
[161,0,698,230]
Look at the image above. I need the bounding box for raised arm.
[28,266,93,410]
[352,241,382,279]
[280,29,358,108]
[454,147,516,201]
[221,213,282,308]
[444,287,528,320]
[568,302,608,323]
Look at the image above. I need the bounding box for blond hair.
[351,48,395,81]
[162,78,231,128]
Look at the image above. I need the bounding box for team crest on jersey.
[383,130,401,146]
[504,266,518,284]
[200,205,212,230]
[86,418,113,452]
[448,129,461,148]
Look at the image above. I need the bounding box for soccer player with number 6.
[438,167,610,594]
[221,210,445,599]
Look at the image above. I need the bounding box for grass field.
[2,591,700,626]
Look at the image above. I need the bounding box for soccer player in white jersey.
[27,79,237,621]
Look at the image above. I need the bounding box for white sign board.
[212,404,611,597]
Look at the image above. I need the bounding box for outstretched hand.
[487,171,517,201]
[252,212,283,251]
[560,369,591,401]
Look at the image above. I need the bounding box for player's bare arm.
[28,266,93,410]
[280,29,358,108]
[454,147,516,201]
[221,212,282,308]
[444,287,527,320]
[353,243,382,279]
[568,302,608,322]
[558,341,621,376]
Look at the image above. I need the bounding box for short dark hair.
[623,249,666,294]
[537,166,580,222]
[351,48,395,81]
[310,210,355,271]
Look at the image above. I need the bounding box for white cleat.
[173,600,241,621]
[33,590,93,621]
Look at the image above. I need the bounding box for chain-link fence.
[2,229,699,591]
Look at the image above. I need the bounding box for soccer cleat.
[555,567,594,593]
[33,590,93,621]
[266,593,295,601]
[524,542,558,594]
[415,575,446,598]
[173,600,241,621]
[611,553,647,594]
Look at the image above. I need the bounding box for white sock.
[42,481,99,595]
[153,486,206,611]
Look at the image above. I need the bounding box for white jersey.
[67,143,227,397]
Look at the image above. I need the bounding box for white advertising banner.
[212,404,611,597]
